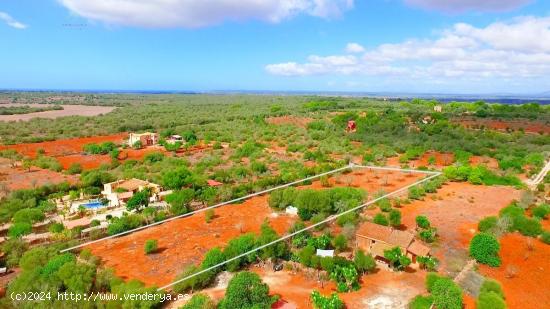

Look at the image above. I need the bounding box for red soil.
[0,159,78,193]
[478,233,550,309]
[0,133,128,158]
[87,168,425,288]
[455,118,550,134]
[87,195,295,287]
[187,265,426,309]
[57,154,111,170]
[397,183,521,274]
[266,116,313,128]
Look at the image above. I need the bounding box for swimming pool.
[81,199,104,209]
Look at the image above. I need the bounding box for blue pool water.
[82,200,104,209]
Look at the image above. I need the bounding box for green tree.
[353,249,376,274]
[383,247,411,271]
[310,290,344,309]
[373,213,389,226]
[166,189,194,215]
[218,271,275,309]
[431,277,463,309]
[389,209,402,227]
[415,215,431,229]
[469,233,501,267]
[126,190,150,212]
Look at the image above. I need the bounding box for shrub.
[479,279,504,299]
[67,163,83,174]
[373,213,389,226]
[432,277,463,309]
[332,234,348,252]
[218,271,275,309]
[181,294,216,309]
[353,249,376,274]
[13,208,45,224]
[144,239,158,254]
[8,222,32,238]
[388,209,401,227]
[310,290,344,309]
[383,247,411,271]
[419,228,437,243]
[417,256,438,271]
[477,292,506,309]
[426,272,443,292]
[532,204,550,220]
[541,231,550,244]
[204,208,215,223]
[48,222,65,233]
[409,295,434,309]
[478,216,498,233]
[515,216,542,237]
[469,233,501,267]
[416,215,431,229]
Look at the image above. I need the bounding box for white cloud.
[58,0,353,28]
[0,12,27,29]
[404,0,532,13]
[345,42,365,53]
[265,16,550,82]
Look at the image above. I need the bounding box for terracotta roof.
[356,221,392,243]
[371,242,393,258]
[407,240,431,257]
[117,178,149,191]
[389,229,414,248]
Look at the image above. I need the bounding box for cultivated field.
[0,104,116,121]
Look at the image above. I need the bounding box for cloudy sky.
[1,0,550,94]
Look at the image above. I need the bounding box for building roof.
[117,178,150,191]
[371,242,394,258]
[388,229,415,248]
[356,221,392,243]
[407,240,431,257]
[356,221,423,255]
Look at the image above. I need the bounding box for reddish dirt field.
[266,116,313,128]
[57,154,112,170]
[478,233,550,309]
[455,118,550,134]
[0,133,128,158]
[87,195,295,287]
[0,158,78,194]
[178,265,426,309]
[397,183,521,275]
[0,104,116,122]
[87,168,426,289]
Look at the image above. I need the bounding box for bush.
[432,277,463,309]
[478,216,498,233]
[383,246,411,271]
[144,239,158,254]
[67,163,83,174]
[532,204,550,220]
[419,228,437,243]
[409,295,434,309]
[416,215,431,229]
[479,279,504,299]
[48,222,65,233]
[477,292,506,309]
[388,209,401,227]
[218,271,275,309]
[373,213,389,226]
[332,234,347,252]
[353,249,376,274]
[310,290,344,309]
[181,294,216,309]
[469,233,501,267]
[541,231,550,244]
[515,216,542,237]
[8,222,32,238]
[426,273,442,293]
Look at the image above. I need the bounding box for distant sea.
[2,89,550,104]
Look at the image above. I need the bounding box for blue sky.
[1,0,550,94]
